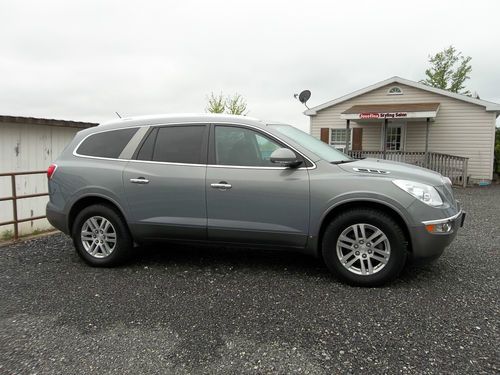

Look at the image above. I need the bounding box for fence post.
[11,174,19,239]
[462,159,468,188]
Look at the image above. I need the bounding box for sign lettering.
[359,112,408,119]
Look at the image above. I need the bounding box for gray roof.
[98,113,267,130]
[0,115,97,129]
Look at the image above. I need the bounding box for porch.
[338,103,469,187]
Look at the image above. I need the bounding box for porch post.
[382,118,388,159]
[345,119,350,154]
[424,117,430,167]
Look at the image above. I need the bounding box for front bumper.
[409,209,466,263]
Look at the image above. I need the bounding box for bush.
[495,128,500,176]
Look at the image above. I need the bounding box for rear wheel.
[72,204,133,266]
[322,209,407,286]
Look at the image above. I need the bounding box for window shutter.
[320,128,329,143]
[352,128,363,151]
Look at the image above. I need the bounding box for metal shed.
[0,115,97,237]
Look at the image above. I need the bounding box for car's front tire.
[322,208,408,286]
[72,204,133,266]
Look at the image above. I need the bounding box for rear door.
[123,124,209,241]
[206,124,310,247]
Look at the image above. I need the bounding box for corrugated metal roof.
[0,115,98,129]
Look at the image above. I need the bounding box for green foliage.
[206,92,225,113]
[1,230,13,241]
[421,46,472,95]
[205,92,248,115]
[225,93,247,115]
[494,128,500,175]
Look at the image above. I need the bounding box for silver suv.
[46,114,465,286]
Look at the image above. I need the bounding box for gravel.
[1,186,499,374]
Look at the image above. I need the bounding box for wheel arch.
[68,195,129,235]
[316,199,412,258]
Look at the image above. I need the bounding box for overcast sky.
[1,0,499,131]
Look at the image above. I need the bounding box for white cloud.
[1,0,499,131]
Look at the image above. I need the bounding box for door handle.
[210,182,232,190]
[130,177,149,184]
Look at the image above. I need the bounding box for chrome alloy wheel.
[80,216,117,258]
[336,223,391,275]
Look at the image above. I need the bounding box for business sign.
[359,112,408,119]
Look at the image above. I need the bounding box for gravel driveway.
[1,186,499,374]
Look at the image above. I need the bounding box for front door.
[385,121,406,151]
[123,124,209,240]
[206,124,310,247]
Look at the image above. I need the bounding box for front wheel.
[322,209,408,286]
[72,204,133,266]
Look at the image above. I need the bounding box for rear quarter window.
[76,128,139,159]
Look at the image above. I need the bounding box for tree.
[225,93,247,115]
[494,127,500,176]
[206,92,225,113]
[205,92,248,115]
[421,46,472,95]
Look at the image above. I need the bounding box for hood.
[338,158,444,186]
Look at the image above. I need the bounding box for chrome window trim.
[72,121,317,170]
[422,210,462,225]
[127,159,206,168]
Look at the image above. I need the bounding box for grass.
[1,230,13,241]
[0,228,57,243]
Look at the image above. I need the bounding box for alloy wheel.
[80,216,117,258]
[336,223,391,275]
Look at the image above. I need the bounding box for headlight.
[393,179,443,207]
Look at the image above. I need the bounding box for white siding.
[0,123,80,236]
[310,83,496,181]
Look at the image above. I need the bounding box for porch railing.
[347,151,468,187]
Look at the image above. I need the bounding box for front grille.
[352,167,390,174]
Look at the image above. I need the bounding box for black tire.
[322,208,408,286]
[72,204,133,266]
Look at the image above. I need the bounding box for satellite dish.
[298,90,311,104]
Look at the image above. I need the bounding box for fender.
[306,191,415,256]
[65,187,130,232]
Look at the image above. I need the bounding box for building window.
[387,86,403,95]
[385,126,402,151]
[330,129,351,151]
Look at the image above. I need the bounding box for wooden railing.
[347,150,469,187]
[0,170,48,240]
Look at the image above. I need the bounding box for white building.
[306,77,500,185]
[0,115,96,237]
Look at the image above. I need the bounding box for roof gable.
[305,76,500,115]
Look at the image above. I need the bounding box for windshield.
[270,124,351,162]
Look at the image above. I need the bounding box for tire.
[322,208,408,286]
[71,204,133,266]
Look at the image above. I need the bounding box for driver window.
[215,126,282,167]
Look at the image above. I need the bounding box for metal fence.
[0,170,48,240]
[348,150,469,187]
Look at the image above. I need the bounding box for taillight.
[47,164,57,179]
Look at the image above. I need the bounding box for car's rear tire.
[72,204,133,266]
[322,208,408,286]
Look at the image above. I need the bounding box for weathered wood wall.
[0,122,79,237]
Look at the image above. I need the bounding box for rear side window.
[76,128,138,158]
[136,125,206,164]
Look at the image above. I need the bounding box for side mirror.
[270,148,302,168]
